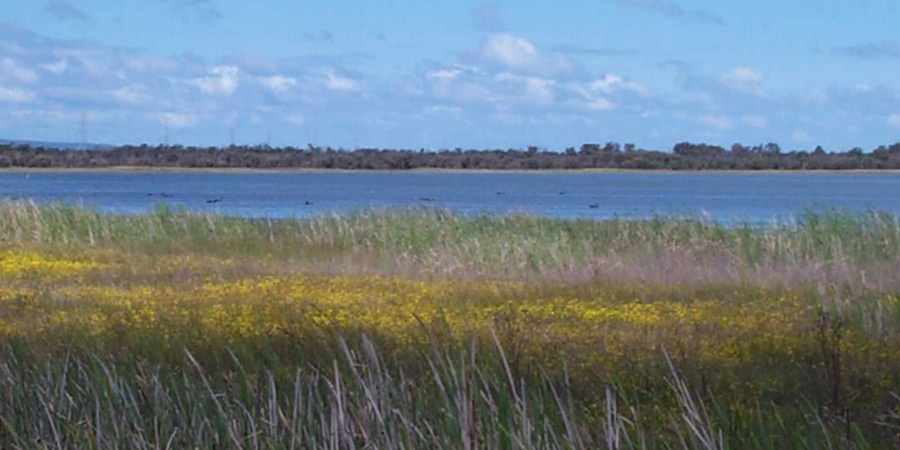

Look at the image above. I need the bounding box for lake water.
[0,171,898,223]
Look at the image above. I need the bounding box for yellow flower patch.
[0,251,103,279]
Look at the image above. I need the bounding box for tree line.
[2,141,900,170]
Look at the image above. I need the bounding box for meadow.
[1,201,900,448]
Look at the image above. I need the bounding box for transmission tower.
[80,113,87,150]
[163,118,170,147]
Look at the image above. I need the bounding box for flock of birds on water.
[143,190,603,208]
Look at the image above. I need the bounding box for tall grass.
[2,201,900,447]
[2,201,900,288]
[0,336,877,449]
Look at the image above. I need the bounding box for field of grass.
[2,201,900,448]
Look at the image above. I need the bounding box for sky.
[0,1,899,151]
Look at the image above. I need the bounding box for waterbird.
[206,196,224,204]
[589,203,599,209]
[418,197,435,202]
[304,200,313,205]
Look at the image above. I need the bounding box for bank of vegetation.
[3,141,900,170]
[2,203,900,447]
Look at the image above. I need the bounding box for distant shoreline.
[5,142,900,171]
[2,166,900,175]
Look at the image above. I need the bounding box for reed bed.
[1,201,900,448]
[3,201,900,287]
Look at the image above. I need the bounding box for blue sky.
[0,1,898,150]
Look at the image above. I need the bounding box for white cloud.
[495,73,556,105]
[41,59,68,74]
[430,78,491,102]
[111,84,150,104]
[259,75,297,93]
[699,114,732,130]
[584,97,615,111]
[120,53,175,73]
[55,48,111,77]
[564,74,651,112]
[483,34,539,69]
[1,58,39,83]
[194,66,239,95]
[589,74,649,96]
[523,78,555,104]
[285,113,306,125]
[426,105,463,116]
[0,84,34,103]
[590,75,624,93]
[889,114,900,128]
[425,69,462,83]
[720,66,763,93]
[725,67,762,84]
[157,112,197,128]
[424,67,494,102]
[323,70,358,92]
[741,115,768,128]
[480,33,572,76]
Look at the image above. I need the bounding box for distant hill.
[0,138,112,150]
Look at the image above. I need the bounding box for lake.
[0,171,898,223]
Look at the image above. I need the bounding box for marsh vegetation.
[1,202,900,448]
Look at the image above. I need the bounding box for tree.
[579,143,600,155]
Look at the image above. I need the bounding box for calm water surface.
[0,171,897,222]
